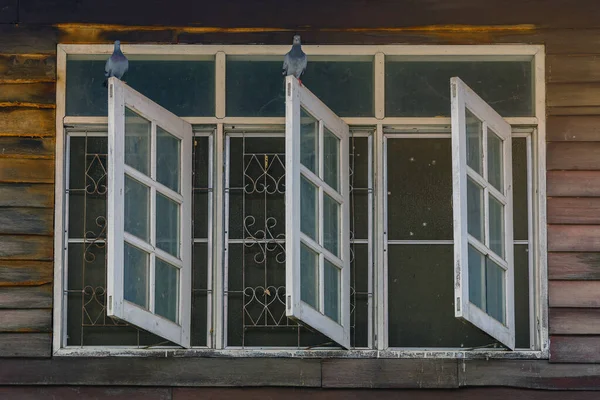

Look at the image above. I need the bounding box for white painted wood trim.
[214,123,225,349]
[376,123,386,350]
[215,52,226,119]
[374,52,385,120]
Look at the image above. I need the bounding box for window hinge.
[287,295,291,310]
[451,82,456,98]
[287,82,291,97]
[108,295,113,312]
[109,84,113,98]
[456,298,460,312]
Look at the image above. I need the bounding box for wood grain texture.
[0,207,53,235]
[547,55,600,84]
[0,260,53,286]
[548,225,600,252]
[0,358,321,386]
[0,333,50,357]
[548,83,600,108]
[0,309,51,332]
[549,281,600,307]
[0,25,59,54]
[321,359,458,388]
[0,108,55,137]
[549,252,600,280]
[0,137,54,159]
[550,336,600,363]
[550,308,600,334]
[0,82,55,106]
[0,235,53,260]
[0,158,54,183]
[0,387,171,400]
[548,171,600,197]
[0,54,56,83]
[0,284,52,308]
[547,142,600,170]
[548,106,600,116]
[547,116,600,141]
[548,198,600,224]
[0,184,54,207]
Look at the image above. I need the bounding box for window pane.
[385,60,533,117]
[125,108,150,175]
[301,108,318,174]
[156,126,181,193]
[466,109,483,175]
[487,129,504,192]
[66,59,215,116]
[156,193,180,258]
[489,195,505,258]
[124,176,149,241]
[155,258,179,323]
[324,260,340,323]
[323,193,340,257]
[512,138,528,240]
[300,243,318,309]
[323,128,339,191]
[467,177,483,241]
[486,258,506,324]
[300,176,318,241]
[468,244,485,311]
[124,243,149,309]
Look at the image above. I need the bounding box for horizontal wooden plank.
[0,54,56,83]
[0,387,171,400]
[549,252,600,280]
[549,281,600,307]
[0,309,51,332]
[0,82,55,106]
[0,136,54,158]
[0,358,321,386]
[548,198,600,224]
[0,24,59,54]
[547,142,600,170]
[0,207,53,235]
[0,284,52,308]
[0,333,50,357]
[0,235,53,260]
[550,336,600,363]
[550,308,600,334]
[0,158,54,183]
[547,116,600,141]
[548,225,600,252]
[0,108,55,136]
[322,359,458,388]
[547,55,600,84]
[548,83,600,108]
[548,106,600,116]
[0,260,53,286]
[548,171,600,197]
[0,184,54,207]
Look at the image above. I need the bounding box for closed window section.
[56,45,546,356]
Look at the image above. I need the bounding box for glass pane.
[125,108,151,175]
[323,194,340,257]
[488,129,504,192]
[156,193,180,258]
[324,260,340,323]
[512,138,528,241]
[156,126,181,193]
[66,59,215,116]
[124,243,148,309]
[486,258,506,324]
[489,195,505,258]
[514,245,530,348]
[124,176,149,241]
[323,128,339,191]
[468,244,485,311]
[155,258,179,323]
[300,243,318,309]
[466,109,483,175]
[301,108,318,174]
[300,176,318,241]
[385,60,533,117]
[467,177,484,241]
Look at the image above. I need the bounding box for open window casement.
[451,77,515,350]
[107,77,193,347]
[285,76,351,349]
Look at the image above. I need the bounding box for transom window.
[54,44,547,356]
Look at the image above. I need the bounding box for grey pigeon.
[103,40,129,87]
[282,35,307,85]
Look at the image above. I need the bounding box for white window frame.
[106,77,193,347]
[53,44,547,359]
[450,76,515,349]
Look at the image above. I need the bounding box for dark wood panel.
[547,116,600,141]
[322,359,458,388]
[0,1,18,24]
[548,225,600,252]
[548,198,600,224]
[0,158,55,183]
[0,207,53,235]
[549,252,600,280]
[549,281,600,307]
[548,83,600,108]
[0,284,52,308]
[548,171,600,196]
[0,333,50,357]
[0,82,55,106]
[0,309,51,332]
[551,336,600,363]
[0,184,54,208]
[0,54,56,83]
[0,260,53,286]
[548,106,600,116]
[0,108,55,137]
[0,25,59,54]
[547,142,600,170]
[550,308,600,334]
[547,55,600,84]
[0,137,54,159]
[0,235,53,260]
[0,358,321,386]
[0,387,171,400]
